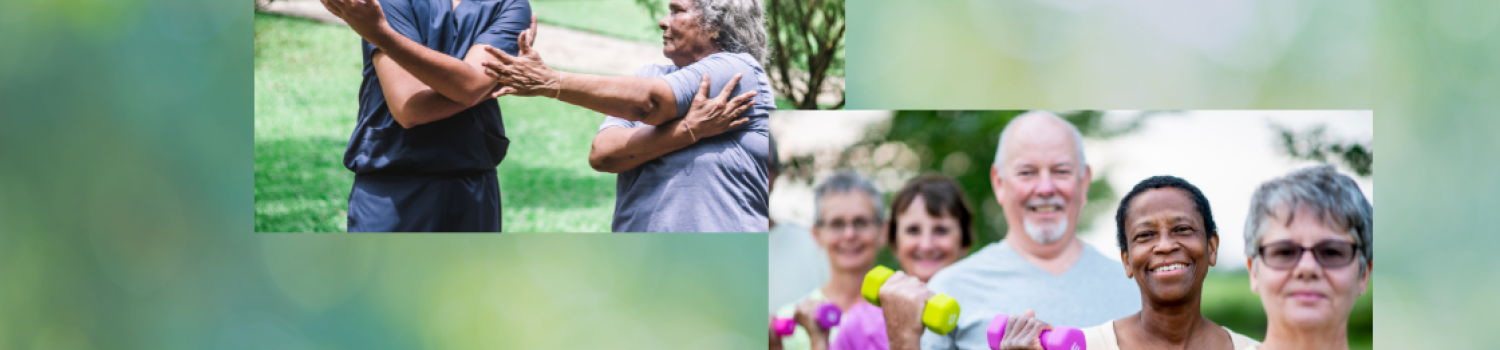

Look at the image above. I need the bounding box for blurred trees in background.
[1272,123,1373,177]
[780,110,1158,266]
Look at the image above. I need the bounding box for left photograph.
[254,0,835,232]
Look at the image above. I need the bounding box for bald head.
[993,111,1087,178]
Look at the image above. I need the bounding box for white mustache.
[1025,196,1066,208]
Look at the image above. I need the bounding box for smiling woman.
[994,175,1260,350]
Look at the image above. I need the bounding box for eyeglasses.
[1256,240,1360,269]
[818,217,876,232]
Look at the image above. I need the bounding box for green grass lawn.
[1201,271,1373,350]
[255,12,615,232]
[531,0,662,43]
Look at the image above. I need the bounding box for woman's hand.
[481,16,559,98]
[879,271,935,350]
[769,314,785,350]
[996,310,1050,350]
[681,73,756,142]
[793,299,831,349]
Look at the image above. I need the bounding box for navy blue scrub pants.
[346,169,501,232]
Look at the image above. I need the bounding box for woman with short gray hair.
[480,0,776,232]
[1242,164,1372,350]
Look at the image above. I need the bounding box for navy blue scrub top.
[344,0,531,175]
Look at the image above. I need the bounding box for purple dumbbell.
[986,314,1085,350]
[772,303,842,336]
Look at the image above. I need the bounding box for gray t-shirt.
[921,240,1142,350]
[599,52,774,232]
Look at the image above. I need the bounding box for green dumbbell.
[861,265,961,335]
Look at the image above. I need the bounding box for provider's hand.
[879,271,935,350]
[996,310,1049,350]
[321,0,393,46]
[481,15,557,98]
[681,73,755,142]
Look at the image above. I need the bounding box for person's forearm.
[389,89,477,129]
[588,121,697,173]
[367,27,495,106]
[887,331,922,350]
[556,72,680,126]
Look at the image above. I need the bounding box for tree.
[1271,123,1374,177]
[766,0,845,109]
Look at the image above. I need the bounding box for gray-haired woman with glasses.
[772,171,886,350]
[1243,164,1372,350]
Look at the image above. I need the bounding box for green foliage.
[254,12,616,232]
[766,0,845,109]
[1272,123,1373,177]
[633,0,666,19]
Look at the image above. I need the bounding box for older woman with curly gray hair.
[480,0,775,232]
[1242,164,1373,350]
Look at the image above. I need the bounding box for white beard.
[1023,218,1069,245]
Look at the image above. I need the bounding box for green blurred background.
[847,0,1500,348]
[2,0,1498,348]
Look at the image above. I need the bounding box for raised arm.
[323,0,501,107]
[479,44,683,126]
[589,74,756,173]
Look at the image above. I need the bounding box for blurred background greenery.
[3,0,1498,348]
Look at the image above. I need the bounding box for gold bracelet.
[684,120,698,142]
[553,72,563,100]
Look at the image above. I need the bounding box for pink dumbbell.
[772,303,842,336]
[986,314,1085,350]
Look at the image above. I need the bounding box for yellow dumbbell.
[861,265,961,335]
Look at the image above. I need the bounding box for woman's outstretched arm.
[479,44,687,126]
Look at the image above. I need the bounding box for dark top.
[344,0,531,175]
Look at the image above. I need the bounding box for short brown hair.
[886,174,975,248]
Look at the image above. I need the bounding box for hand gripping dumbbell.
[986,314,1086,350]
[771,303,842,336]
[861,265,961,335]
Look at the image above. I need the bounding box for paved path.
[257,0,841,104]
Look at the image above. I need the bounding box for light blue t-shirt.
[921,240,1142,350]
[599,52,774,232]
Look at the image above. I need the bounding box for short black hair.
[1115,175,1217,253]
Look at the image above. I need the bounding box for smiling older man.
[878,111,1141,350]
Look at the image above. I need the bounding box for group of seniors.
[775,111,1373,350]
[321,0,772,232]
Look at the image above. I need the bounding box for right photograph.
[768,110,1373,350]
